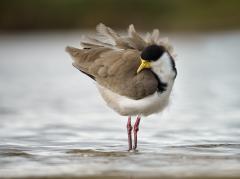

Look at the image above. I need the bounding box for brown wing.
[66,46,158,100]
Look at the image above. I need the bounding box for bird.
[65,23,177,151]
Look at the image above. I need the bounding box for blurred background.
[1,0,240,32]
[1,0,240,178]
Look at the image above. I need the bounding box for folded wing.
[65,23,175,99]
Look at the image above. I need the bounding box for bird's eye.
[141,45,165,61]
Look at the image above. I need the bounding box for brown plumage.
[65,23,174,100]
[66,46,158,100]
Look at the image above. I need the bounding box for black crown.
[141,45,165,61]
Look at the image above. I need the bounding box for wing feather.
[127,24,147,50]
[66,23,175,99]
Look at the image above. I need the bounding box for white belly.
[97,82,174,116]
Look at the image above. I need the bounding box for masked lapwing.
[66,23,177,151]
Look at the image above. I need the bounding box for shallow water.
[0,31,240,178]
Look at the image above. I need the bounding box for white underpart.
[97,52,176,117]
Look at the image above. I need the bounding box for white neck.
[151,52,176,83]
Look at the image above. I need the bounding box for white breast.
[97,80,174,116]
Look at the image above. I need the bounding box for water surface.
[0,31,240,178]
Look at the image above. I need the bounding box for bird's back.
[66,23,176,100]
[66,46,158,100]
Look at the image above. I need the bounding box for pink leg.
[133,116,141,150]
[127,116,133,151]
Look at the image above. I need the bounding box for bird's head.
[137,45,167,73]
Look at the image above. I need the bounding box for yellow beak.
[137,59,151,73]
